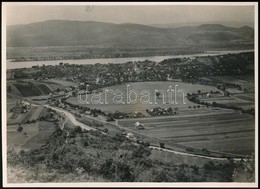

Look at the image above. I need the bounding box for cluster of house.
[134,122,145,130]
[11,100,31,114]
[123,122,146,141]
[146,107,179,116]
[47,98,66,109]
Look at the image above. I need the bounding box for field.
[21,106,46,122]
[39,78,76,91]
[21,121,57,149]
[234,94,255,102]
[198,74,255,109]
[7,121,56,150]
[199,95,255,109]
[7,78,76,97]
[7,93,57,150]
[7,103,47,125]
[66,81,255,156]
[118,111,255,155]
[8,81,51,97]
[207,75,255,93]
[7,79,256,157]
[67,81,218,114]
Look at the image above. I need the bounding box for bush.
[106,117,115,122]
[152,168,173,182]
[159,142,165,148]
[114,161,135,182]
[203,161,216,171]
[17,126,23,132]
[74,126,82,133]
[103,128,108,133]
[83,140,89,147]
[186,147,194,152]
[176,169,189,182]
[191,165,199,174]
[142,141,150,147]
[132,145,151,158]
[202,148,210,154]
[112,133,125,143]
[69,130,76,138]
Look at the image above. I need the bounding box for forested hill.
[7,20,254,49]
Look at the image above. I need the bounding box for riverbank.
[6,49,254,70]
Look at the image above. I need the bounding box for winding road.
[149,146,243,161]
[8,92,249,161]
[44,105,94,131]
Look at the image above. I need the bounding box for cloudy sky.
[4,3,255,26]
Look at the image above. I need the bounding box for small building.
[59,91,65,95]
[134,122,145,130]
[11,100,30,114]
[11,101,23,114]
[126,132,135,139]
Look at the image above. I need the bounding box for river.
[6,49,253,70]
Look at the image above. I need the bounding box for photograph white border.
[1,2,258,188]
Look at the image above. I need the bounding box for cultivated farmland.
[207,75,255,93]
[67,81,219,114]
[9,81,51,97]
[118,111,255,155]
[7,78,76,97]
[66,81,255,156]
[66,81,255,155]
[7,121,56,150]
[199,95,255,109]
[39,78,76,91]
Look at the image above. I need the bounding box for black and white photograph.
[1,2,258,187]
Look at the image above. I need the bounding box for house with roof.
[134,122,145,130]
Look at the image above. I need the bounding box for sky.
[4,3,255,26]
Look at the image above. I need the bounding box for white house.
[134,122,145,130]
[126,132,135,139]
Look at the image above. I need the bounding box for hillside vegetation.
[7,20,254,49]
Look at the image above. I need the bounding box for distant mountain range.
[151,21,254,29]
[7,20,254,49]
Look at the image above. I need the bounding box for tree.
[203,161,216,171]
[156,91,160,99]
[212,101,218,107]
[17,125,23,132]
[106,117,115,122]
[83,140,89,147]
[114,161,134,182]
[132,145,151,158]
[160,142,165,148]
[202,148,210,154]
[74,126,82,133]
[7,85,11,92]
[191,165,199,174]
[197,90,201,94]
[176,169,189,182]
